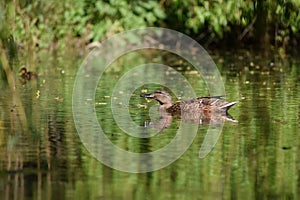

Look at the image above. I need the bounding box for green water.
[0,49,299,199]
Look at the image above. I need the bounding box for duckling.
[141,90,237,114]
[19,67,37,80]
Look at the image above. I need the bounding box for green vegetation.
[0,0,300,53]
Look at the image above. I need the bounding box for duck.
[140,90,237,115]
[19,67,37,80]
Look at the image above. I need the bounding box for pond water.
[0,48,299,199]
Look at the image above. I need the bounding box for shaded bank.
[0,0,300,54]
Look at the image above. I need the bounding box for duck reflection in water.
[141,90,238,129]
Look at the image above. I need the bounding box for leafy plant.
[1,0,299,53]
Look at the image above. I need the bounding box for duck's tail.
[220,101,238,111]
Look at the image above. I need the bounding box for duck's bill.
[140,93,154,98]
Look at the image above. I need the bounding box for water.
[0,49,299,199]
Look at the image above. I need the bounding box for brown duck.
[141,90,237,115]
[19,67,37,80]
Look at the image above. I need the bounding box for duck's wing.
[219,101,238,111]
[167,96,237,113]
[197,97,238,111]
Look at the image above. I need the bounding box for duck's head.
[141,90,173,106]
[19,67,27,75]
